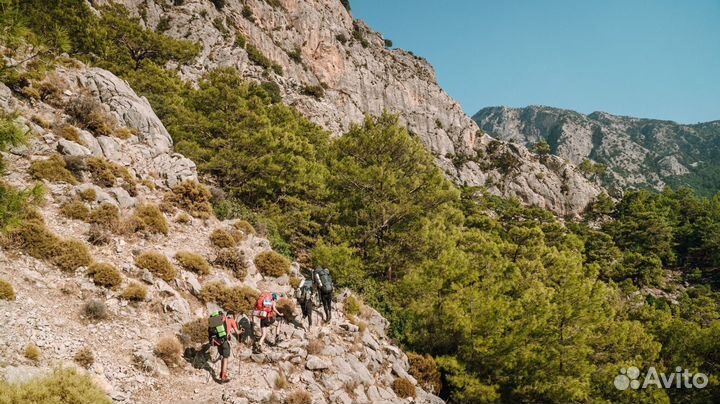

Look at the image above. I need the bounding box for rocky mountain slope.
[474,105,720,196]
[94,0,601,216]
[0,63,442,403]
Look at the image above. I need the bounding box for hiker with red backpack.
[208,310,239,382]
[252,291,283,352]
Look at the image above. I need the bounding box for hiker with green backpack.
[313,267,334,322]
[208,310,238,383]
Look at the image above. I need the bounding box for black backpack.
[316,268,333,293]
[296,280,313,301]
[208,312,227,342]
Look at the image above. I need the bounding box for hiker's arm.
[273,303,282,316]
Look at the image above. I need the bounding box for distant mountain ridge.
[473,105,720,196]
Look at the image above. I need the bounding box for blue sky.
[352,0,720,124]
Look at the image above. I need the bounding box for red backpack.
[254,292,275,319]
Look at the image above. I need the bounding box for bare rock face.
[61,67,198,188]
[76,68,173,156]
[99,0,600,216]
[475,106,720,195]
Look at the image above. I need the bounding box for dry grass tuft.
[120,283,147,302]
[74,347,95,369]
[85,157,137,196]
[88,204,121,232]
[87,262,122,289]
[407,352,442,394]
[276,297,296,321]
[52,239,92,272]
[254,251,291,277]
[232,220,256,236]
[213,248,247,279]
[126,204,168,235]
[154,335,183,367]
[209,228,235,248]
[65,96,116,137]
[391,378,417,398]
[60,199,90,220]
[163,181,213,218]
[175,212,191,224]
[175,251,210,275]
[181,317,208,345]
[29,154,78,184]
[286,390,312,404]
[306,339,324,355]
[78,188,96,201]
[200,282,258,314]
[24,344,41,362]
[0,279,15,300]
[135,251,176,281]
[83,300,108,321]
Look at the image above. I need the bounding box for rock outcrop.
[93,0,600,216]
[474,105,720,195]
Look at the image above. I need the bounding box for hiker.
[314,267,334,322]
[295,278,315,327]
[253,292,283,352]
[225,311,241,341]
[208,310,234,382]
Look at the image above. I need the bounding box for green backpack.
[208,311,227,341]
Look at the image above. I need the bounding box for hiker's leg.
[259,326,267,346]
[322,293,331,321]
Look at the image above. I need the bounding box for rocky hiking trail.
[0,62,443,403]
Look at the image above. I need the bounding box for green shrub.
[163,181,213,218]
[246,44,273,70]
[302,84,324,99]
[135,251,176,281]
[52,239,92,272]
[287,47,302,63]
[407,352,442,394]
[154,335,183,367]
[241,5,255,21]
[60,200,90,220]
[24,344,41,361]
[78,188,96,201]
[181,317,208,345]
[391,378,416,398]
[127,203,168,235]
[254,250,291,277]
[87,262,122,288]
[210,228,235,248]
[213,248,247,279]
[0,368,111,404]
[74,347,95,369]
[344,294,361,317]
[29,155,78,184]
[120,283,147,301]
[175,251,210,275]
[0,279,15,300]
[200,282,258,314]
[88,204,121,232]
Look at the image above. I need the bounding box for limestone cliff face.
[92,0,601,216]
[474,106,720,195]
